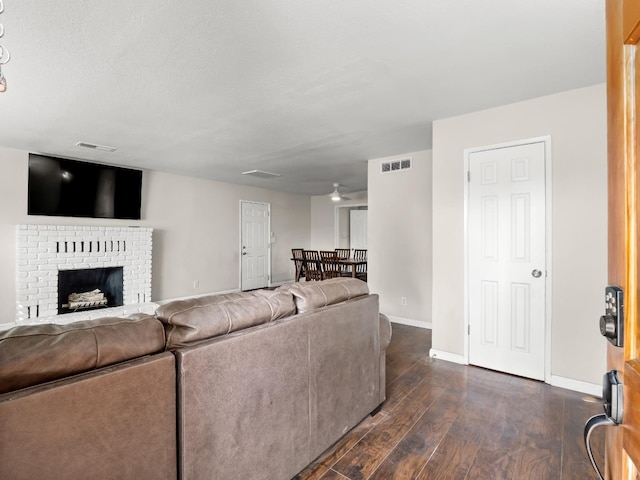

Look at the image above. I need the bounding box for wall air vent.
[241,169,282,179]
[76,142,117,152]
[380,157,412,174]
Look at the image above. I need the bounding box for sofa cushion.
[0,314,165,394]
[284,277,370,314]
[156,289,296,348]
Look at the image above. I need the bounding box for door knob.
[532,269,542,278]
[242,252,247,256]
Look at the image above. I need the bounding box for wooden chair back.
[335,248,350,259]
[320,251,341,279]
[303,250,323,281]
[291,248,305,281]
[334,248,351,276]
[353,249,367,260]
[353,249,367,281]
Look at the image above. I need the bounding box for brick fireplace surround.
[10,225,156,330]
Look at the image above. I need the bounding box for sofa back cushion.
[156,289,296,348]
[0,314,165,394]
[283,278,370,313]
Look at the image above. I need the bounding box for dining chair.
[320,251,342,280]
[335,248,350,259]
[353,249,367,260]
[303,250,323,281]
[291,248,306,282]
[334,248,352,276]
[353,249,367,282]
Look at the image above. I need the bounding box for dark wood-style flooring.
[294,323,605,480]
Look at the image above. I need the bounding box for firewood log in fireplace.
[62,289,108,310]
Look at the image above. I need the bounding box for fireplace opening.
[58,267,124,314]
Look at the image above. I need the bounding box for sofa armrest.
[379,313,392,351]
[0,352,177,480]
[378,313,392,404]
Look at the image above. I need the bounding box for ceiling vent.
[76,142,117,152]
[241,169,282,179]
[381,157,412,174]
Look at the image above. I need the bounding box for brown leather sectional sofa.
[0,278,391,480]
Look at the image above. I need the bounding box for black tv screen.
[28,154,143,220]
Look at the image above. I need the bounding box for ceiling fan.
[329,183,351,202]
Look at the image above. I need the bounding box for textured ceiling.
[0,1,605,195]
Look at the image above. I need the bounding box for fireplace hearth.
[58,267,124,314]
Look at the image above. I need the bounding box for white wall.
[432,84,607,385]
[368,150,432,326]
[338,208,350,248]
[310,191,368,251]
[0,146,311,322]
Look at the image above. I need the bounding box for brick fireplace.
[15,225,155,326]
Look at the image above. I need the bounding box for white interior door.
[240,201,270,291]
[468,141,546,380]
[350,210,368,250]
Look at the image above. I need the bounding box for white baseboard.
[551,375,601,397]
[387,315,432,329]
[429,349,467,365]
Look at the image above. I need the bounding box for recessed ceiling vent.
[241,169,282,179]
[381,157,412,174]
[76,142,117,152]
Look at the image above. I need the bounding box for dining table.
[290,255,366,281]
[337,257,367,279]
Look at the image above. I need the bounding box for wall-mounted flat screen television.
[28,153,143,220]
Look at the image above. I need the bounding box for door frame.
[333,203,368,248]
[238,200,271,291]
[463,135,553,383]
